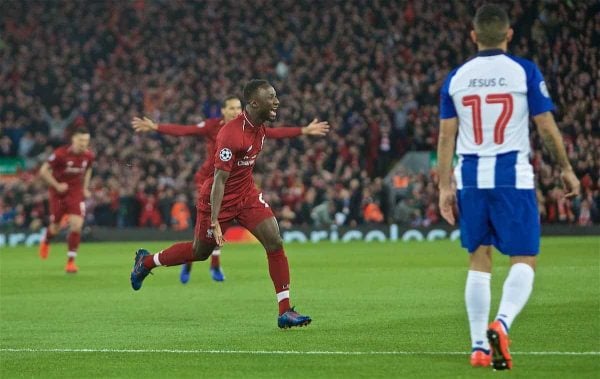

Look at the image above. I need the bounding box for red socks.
[267,248,291,315]
[45,228,55,243]
[67,232,80,252]
[143,242,194,269]
[210,249,221,268]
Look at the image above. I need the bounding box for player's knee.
[192,241,211,261]
[264,235,283,253]
[49,224,59,234]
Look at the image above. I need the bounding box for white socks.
[466,263,535,351]
[495,263,535,333]
[465,270,491,351]
[153,253,163,267]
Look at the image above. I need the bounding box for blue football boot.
[210,266,225,282]
[130,249,152,291]
[277,307,312,329]
[180,263,192,284]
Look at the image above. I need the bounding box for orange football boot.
[487,320,512,370]
[65,261,79,274]
[39,241,50,260]
[470,350,491,367]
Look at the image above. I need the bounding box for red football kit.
[46,145,94,222]
[158,114,302,243]
[158,118,302,197]
[195,112,295,243]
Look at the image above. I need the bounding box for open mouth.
[269,108,278,118]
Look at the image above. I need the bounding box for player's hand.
[84,188,91,198]
[131,117,158,133]
[560,169,580,199]
[439,187,457,226]
[211,222,225,247]
[302,119,330,136]
[55,182,68,193]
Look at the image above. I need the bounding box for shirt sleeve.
[213,126,239,172]
[265,126,303,139]
[158,121,212,136]
[439,70,458,119]
[47,149,63,170]
[526,64,555,116]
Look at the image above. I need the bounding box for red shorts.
[195,190,274,244]
[49,193,85,223]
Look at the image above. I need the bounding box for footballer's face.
[254,85,279,122]
[71,133,90,153]
[221,98,242,122]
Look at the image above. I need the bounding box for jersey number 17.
[462,94,513,145]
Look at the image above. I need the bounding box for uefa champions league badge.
[219,148,232,161]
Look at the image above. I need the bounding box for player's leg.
[64,214,84,273]
[466,245,493,367]
[457,188,493,367]
[40,195,62,259]
[241,198,311,329]
[40,221,59,259]
[487,188,540,370]
[130,210,222,290]
[209,246,225,282]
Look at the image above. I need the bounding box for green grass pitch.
[1,237,599,378]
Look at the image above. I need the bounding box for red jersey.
[47,145,94,197]
[158,118,223,186]
[159,117,302,191]
[200,112,291,210]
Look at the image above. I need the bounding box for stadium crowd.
[1,0,598,230]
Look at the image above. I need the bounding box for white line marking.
[0,348,598,356]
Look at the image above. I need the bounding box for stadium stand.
[0,0,598,229]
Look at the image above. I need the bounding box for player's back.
[440,49,554,190]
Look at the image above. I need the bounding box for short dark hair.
[473,4,510,47]
[72,127,90,135]
[221,95,240,107]
[243,79,270,103]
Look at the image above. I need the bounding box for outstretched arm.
[437,117,458,225]
[533,111,580,198]
[210,169,230,246]
[266,118,330,139]
[131,117,210,136]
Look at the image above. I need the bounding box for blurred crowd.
[1,0,598,230]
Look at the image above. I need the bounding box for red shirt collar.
[242,111,259,128]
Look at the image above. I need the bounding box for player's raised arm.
[265,119,330,139]
[210,169,230,246]
[437,117,459,225]
[39,161,68,193]
[533,111,580,198]
[131,116,210,136]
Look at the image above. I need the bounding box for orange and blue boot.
[470,348,491,367]
[487,320,512,370]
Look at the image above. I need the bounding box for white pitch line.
[0,348,598,356]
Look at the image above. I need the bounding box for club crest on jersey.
[219,148,232,162]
